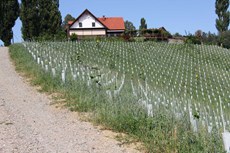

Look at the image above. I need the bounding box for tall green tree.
[125,20,136,31]
[139,18,147,36]
[0,0,19,46]
[20,0,40,40]
[62,14,75,28]
[20,0,62,40]
[139,18,147,31]
[0,1,3,37]
[215,0,230,33]
[124,20,136,36]
[39,0,62,36]
[53,0,59,8]
[220,30,230,48]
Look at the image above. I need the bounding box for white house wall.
[71,13,105,29]
[69,29,106,36]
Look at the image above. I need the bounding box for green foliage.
[124,20,136,36]
[39,0,62,35]
[54,30,67,41]
[62,14,75,28]
[133,37,145,42]
[221,30,230,48]
[35,29,67,41]
[20,0,40,40]
[139,18,147,35]
[201,32,219,45]
[173,32,183,37]
[140,28,172,41]
[0,0,19,46]
[201,31,230,48]
[20,0,62,40]
[70,33,78,41]
[215,0,230,33]
[9,44,62,92]
[185,35,202,44]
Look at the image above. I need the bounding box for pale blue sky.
[0,0,222,45]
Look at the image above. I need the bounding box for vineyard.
[13,41,230,152]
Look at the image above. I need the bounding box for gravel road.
[0,47,139,153]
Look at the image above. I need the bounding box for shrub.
[70,33,78,41]
[185,35,201,44]
[220,30,230,49]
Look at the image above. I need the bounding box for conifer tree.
[39,0,61,36]
[139,18,147,36]
[139,18,147,31]
[0,0,19,46]
[215,0,230,33]
[20,0,40,40]
[0,1,3,37]
[20,0,62,40]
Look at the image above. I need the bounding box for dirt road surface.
[0,47,139,153]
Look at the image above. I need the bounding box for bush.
[54,30,67,41]
[133,37,145,42]
[70,33,78,41]
[220,30,230,49]
[185,35,201,44]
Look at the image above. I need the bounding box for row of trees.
[125,18,172,40]
[125,18,147,35]
[0,0,63,46]
[124,0,229,47]
[185,0,229,48]
[185,30,230,48]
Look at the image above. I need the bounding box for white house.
[67,9,125,37]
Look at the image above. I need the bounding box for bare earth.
[0,47,139,153]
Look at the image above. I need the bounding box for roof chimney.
[103,15,106,21]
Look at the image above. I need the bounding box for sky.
[0,0,221,45]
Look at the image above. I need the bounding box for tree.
[173,32,182,37]
[139,18,147,31]
[62,14,75,28]
[20,0,40,40]
[39,0,62,36]
[215,0,230,33]
[195,30,202,38]
[0,0,19,46]
[20,0,62,40]
[0,1,3,37]
[220,30,230,48]
[201,32,219,45]
[53,0,59,8]
[124,20,136,36]
[125,20,136,31]
[139,18,147,36]
[195,30,203,43]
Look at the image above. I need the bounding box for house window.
[79,22,82,27]
[92,22,95,27]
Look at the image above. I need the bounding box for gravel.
[0,47,139,153]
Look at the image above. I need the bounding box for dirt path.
[0,47,139,153]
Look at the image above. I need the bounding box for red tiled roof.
[98,17,125,30]
[68,21,74,25]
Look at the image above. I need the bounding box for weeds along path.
[0,47,138,153]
